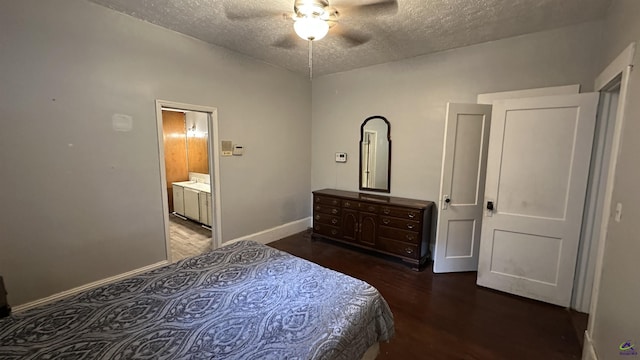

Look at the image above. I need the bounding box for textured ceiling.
[87,0,611,77]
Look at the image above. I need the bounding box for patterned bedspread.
[0,240,394,359]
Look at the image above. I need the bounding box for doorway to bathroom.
[155,100,222,262]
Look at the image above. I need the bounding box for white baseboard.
[12,260,169,313]
[583,331,598,360]
[12,218,311,313]
[223,217,312,247]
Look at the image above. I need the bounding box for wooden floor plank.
[268,230,583,360]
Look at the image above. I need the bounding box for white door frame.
[586,43,635,339]
[477,84,581,104]
[155,100,223,262]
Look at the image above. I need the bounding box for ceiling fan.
[225,0,399,49]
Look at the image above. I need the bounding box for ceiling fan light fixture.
[293,16,329,41]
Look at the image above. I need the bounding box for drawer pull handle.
[315,215,320,220]
[345,202,351,207]
[382,219,390,225]
[331,218,338,224]
[383,208,390,214]
[332,200,338,205]
[368,206,375,212]
[405,248,414,254]
[314,225,320,230]
[331,209,338,214]
[331,229,338,235]
[315,205,320,210]
[408,213,415,219]
[406,235,415,241]
[315,197,320,202]
[407,224,415,229]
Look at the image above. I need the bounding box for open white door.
[434,103,492,273]
[477,93,598,307]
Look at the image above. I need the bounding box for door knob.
[442,195,451,210]
[487,201,494,211]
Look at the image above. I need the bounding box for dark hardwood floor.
[268,231,585,360]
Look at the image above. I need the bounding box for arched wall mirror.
[359,116,391,193]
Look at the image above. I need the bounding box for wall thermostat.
[335,152,347,163]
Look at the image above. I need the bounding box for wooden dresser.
[311,189,434,270]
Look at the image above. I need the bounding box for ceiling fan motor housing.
[294,0,330,18]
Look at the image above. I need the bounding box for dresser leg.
[401,254,431,271]
[401,258,422,271]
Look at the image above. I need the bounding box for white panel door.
[434,103,492,273]
[477,93,598,307]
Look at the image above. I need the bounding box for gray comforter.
[0,240,394,359]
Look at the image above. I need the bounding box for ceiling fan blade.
[334,26,371,47]
[341,0,398,17]
[273,33,303,50]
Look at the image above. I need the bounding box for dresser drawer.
[313,213,341,226]
[342,200,378,213]
[379,226,420,244]
[380,206,421,220]
[314,195,340,207]
[341,199,358,209]
[378,237,419,259]
[380,216,420,231]
[359,203,379,213]
[314,204,341,216]
[313,223,341,238]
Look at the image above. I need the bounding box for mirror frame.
[359,115,391,193]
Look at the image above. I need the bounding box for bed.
[0,240,394,359]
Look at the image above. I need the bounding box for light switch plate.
[615,202,623,222]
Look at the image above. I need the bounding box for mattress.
[0,240,394,359]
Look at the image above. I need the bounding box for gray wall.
[0,0,311,305]
[311,21,601,202]
[590,1,640,358]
